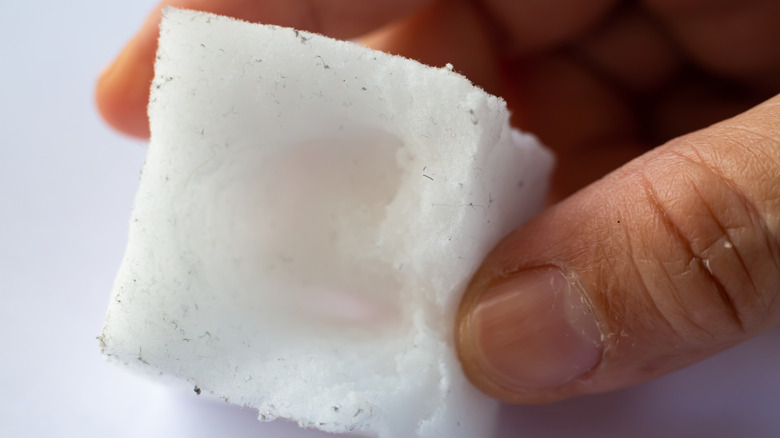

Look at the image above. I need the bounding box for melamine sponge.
[100,8,553,438]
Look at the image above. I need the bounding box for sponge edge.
[99,7,553,438]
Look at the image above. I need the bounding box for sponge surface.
[100,8,553,438]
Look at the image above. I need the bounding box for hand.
[97,0,780,404]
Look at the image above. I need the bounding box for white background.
[1,1,778,437]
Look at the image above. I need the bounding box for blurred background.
[1,1,778,437]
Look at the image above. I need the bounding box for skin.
[97,0,780,404]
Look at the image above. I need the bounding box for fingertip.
[96,40,153,139]
[456,266,603,404]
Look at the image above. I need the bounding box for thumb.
[457,94,780,404]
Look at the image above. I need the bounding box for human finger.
[361,0,502,99]
[642,0,780,89]
[481,0,619,54]
[457,93,780,403]
[96,0,432,138]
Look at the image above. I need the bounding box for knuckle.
[636,149,780,341]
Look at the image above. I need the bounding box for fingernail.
[464,267,602,390]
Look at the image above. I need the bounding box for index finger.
[96,0,431,138]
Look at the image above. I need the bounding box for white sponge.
[100,8,553,438]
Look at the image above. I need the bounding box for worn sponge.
[100,7,553,438]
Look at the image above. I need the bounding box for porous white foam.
[100,8,553,438]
